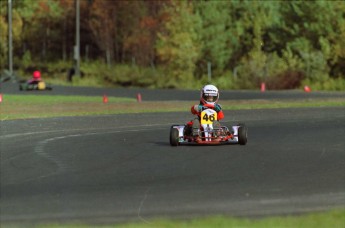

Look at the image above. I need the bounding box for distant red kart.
[170,108,248,146]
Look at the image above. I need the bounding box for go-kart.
[19,80,52,91]
[170,108,247,146]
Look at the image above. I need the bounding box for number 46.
[203,114,215,122]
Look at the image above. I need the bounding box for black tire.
[170,126,180,146]
[238,123,248,145]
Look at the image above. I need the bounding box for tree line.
[0,0,344,89]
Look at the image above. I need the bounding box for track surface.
[1,84,345,225]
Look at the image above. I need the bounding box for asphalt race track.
[1,83,345,225]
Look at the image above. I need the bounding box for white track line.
[8,127,165,184]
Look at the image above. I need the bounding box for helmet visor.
[203,94,218,102]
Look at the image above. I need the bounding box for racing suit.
[185,102,224,136]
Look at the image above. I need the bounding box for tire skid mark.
[3,126,165,185]
[16,127,165,184]
[0,123,173,140]
[1,123,171,163]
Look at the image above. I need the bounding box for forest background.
[0,0,344,90]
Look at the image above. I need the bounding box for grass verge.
[3,209,345,228]
[1,95,345,120]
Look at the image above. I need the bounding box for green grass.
[118,209,345,228]
[3,209,345,228]
[221,98,345,110]
[1,94,345,120]
[2,94,136,103]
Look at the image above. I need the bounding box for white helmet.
[200,84,219,105]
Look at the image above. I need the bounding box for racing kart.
[170,108,248,146]
[19,80,52,91]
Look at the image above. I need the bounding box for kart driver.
[185,84,224,137]
[28,70,42,84]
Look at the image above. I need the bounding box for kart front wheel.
[238,123,248,145]
[170,126,179,146]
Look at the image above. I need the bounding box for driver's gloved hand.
[197,104,205,112]
[214,104,222,112]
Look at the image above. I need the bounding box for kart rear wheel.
[170,126,180,146]
[238,123,247,145]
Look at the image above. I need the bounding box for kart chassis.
[170,123,248,146]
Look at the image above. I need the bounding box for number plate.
[200,109,217,125]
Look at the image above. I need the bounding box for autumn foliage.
[0,0,344,90]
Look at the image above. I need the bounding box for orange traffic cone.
[137,93,142,102]
[103,94,108,103]
[304,86,311,93]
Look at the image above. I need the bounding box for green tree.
[231,0,282,88]
[15,0,63,61]
[0,0,24,69]
[156,0,202,88]
[0,1,8,70]
[193,0,232,77]
[88,0,117,66]
[278,1,345,80]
